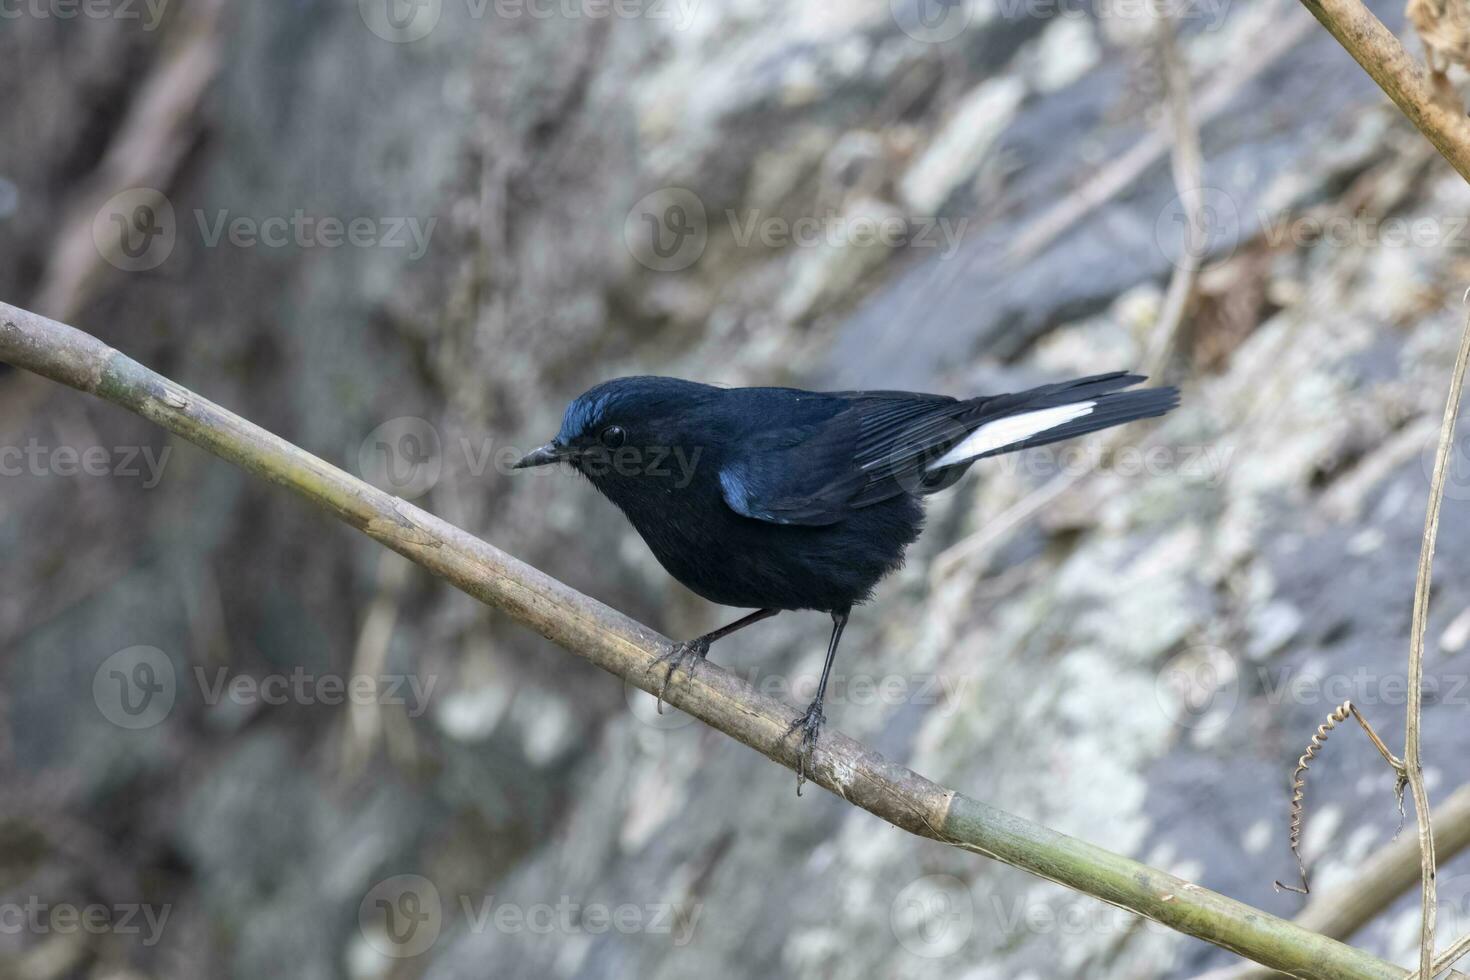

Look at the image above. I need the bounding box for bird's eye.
[600,425,626,448]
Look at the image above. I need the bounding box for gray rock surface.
[2,0,1469,977]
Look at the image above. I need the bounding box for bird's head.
[513,377,717,493]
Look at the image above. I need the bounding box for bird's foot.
[783,700,825,796]
[647,636,711,714]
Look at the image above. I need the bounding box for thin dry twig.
[32,0,226,322]
[1005,0,1315,268]
[339,551,415,778]
[1400,303,1470,976]
[1146,6,1206,378]
[1266,304,1470,973]
[1297,0,1470,182]
[1429,931,1470,979]
[1274,702,1405,896]
[931,13,1201,582]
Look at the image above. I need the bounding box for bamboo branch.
[1295,0,1470,183]
[0,300,1410,980]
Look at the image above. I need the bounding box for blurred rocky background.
[4,0,1470,977]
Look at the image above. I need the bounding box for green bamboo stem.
[0,301,1407,979]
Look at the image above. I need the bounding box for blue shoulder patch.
[719,467,752,517]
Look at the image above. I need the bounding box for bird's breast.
[598,479,922,612]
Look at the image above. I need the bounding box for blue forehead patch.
[558,391,612,443]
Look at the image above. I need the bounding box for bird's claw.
[783,701,825,796]
[647,637,711,714]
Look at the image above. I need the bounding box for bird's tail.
[926,372,1180,473]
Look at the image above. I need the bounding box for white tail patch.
[927,401,1095,470]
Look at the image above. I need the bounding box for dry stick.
[1275,702,1406,896]
[1429,932,1470,980]
[340,551,414,778]
[932,16,1202,583]
[1295,0,1470,183]
[0,300,1413,980]
[1261,306,1470,975]
[1005,0,1315,267]
[1147,8,1206,379]
[1403,303,1470,978]
[32,0,226,322]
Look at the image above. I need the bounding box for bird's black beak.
[513,442,572,469]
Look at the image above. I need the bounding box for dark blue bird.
[515,372,1179,788]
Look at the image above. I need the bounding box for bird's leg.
[649,607,779,713]
[784,608,849,795]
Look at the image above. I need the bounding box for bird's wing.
[718,374,1151,526]
[717,390,973,525]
